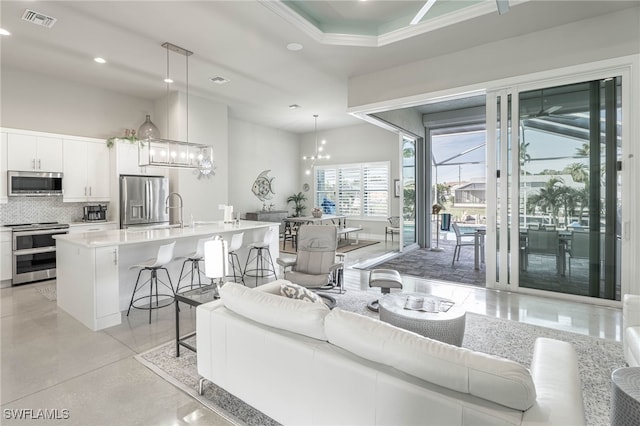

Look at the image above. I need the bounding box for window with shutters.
[314,162,389,219]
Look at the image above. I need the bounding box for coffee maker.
[83,204,107,222]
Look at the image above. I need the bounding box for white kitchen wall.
[228,118,299,218]
[299,122,397,238]
[0,67,152,137]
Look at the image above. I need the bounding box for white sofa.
[197,281,585,425]
[623,294,640,366]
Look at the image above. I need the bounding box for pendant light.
[138,42,213,173]
[303,114,330,175]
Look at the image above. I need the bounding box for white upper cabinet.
[116,140,155,176]
[7,133,63,172]
[63,138,110,202]
[0,132,7,203]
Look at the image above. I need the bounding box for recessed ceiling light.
[164,78,174,83]
[287,43,303,51]
[209,76,230,84]
[289,104,302,109]
[0,28,11,36]
[94,57,106,64]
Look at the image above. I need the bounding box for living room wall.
[227,118,300,218]
[298,122,398,239]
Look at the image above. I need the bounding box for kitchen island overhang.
[54,221,280,331]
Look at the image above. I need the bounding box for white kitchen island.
[55,221,280,331]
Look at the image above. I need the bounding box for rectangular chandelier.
[138,138,213,169]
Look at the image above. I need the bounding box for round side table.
[611,367,640,426]
[378,293,466,346]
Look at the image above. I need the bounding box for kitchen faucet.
[165,192,184,228]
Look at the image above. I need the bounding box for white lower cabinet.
[95,246,119,319]
[1,230,11,282]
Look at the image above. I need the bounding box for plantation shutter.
[363,163,388,217]
[338,166,361,216]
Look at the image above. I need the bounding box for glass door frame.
[399,133,418,250]
[485,65,633,304]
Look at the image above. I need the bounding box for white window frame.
[314,161,390,220]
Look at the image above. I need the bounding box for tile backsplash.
[0,197,109,225]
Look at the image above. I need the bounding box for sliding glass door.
[401,135,417,248]
[487,76,624,301]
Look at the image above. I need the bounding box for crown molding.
[260,0,529,48]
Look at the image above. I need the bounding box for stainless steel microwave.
[8,171,63,196]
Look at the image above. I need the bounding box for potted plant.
[287,192,307,217]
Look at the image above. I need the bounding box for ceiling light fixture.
[303,114,330,175]
[289,104,301,109]
[138,42,213,176]
[0,28,11,36]
[94,57,106,64]
[410,0,437,25]
[287,42,303,51]
[209,76,230,84]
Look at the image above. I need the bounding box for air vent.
[22,9,57,28]
[209,76,230,85]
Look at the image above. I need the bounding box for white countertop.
[68,221,117,226]
[54,220,276,248]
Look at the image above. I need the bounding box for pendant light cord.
[166,44,170,139]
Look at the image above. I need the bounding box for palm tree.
[529,178,565,225]
[576,143,590,157]
[563,162,588,183]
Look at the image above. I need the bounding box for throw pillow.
[280,282,323,304]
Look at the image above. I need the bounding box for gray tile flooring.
[0,239,622,425]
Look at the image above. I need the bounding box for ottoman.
[367,269,403,312]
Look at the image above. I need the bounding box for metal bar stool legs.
[126,241,176,324]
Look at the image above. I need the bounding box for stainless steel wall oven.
[8,223,69,285]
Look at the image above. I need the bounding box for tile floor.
[0,240,622,425]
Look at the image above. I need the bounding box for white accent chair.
[623,294,640,366]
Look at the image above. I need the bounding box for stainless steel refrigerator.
[120,175,170,228]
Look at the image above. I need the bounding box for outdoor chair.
[568,230,589,275]
[385,216,400,242]
[276,225,344,290]
[451,222,476,266]
[525,228,560,273]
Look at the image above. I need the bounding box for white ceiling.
[0,1,635,134]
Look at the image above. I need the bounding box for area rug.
[136,289,625,426]
[367,241,486,287]
[280,239,379,255]
[35,284,57,301]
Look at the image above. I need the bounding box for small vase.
[312,208,322,218]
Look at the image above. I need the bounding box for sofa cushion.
[219,282,329,340]
[625,326,640,366]
[279,282,323,304]
[324,308,536,411]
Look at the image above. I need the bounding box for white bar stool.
[175,235,214,293]
[227,232,245,284]
[126,241,176,324]
[242,228,277,286]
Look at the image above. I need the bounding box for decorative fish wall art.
[251,169,275,201]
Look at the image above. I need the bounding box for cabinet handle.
[113,249,118,265]
[38,159,41,169]
[89,186,92,196]
[84,187,87,196]
[32,159,36,170]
